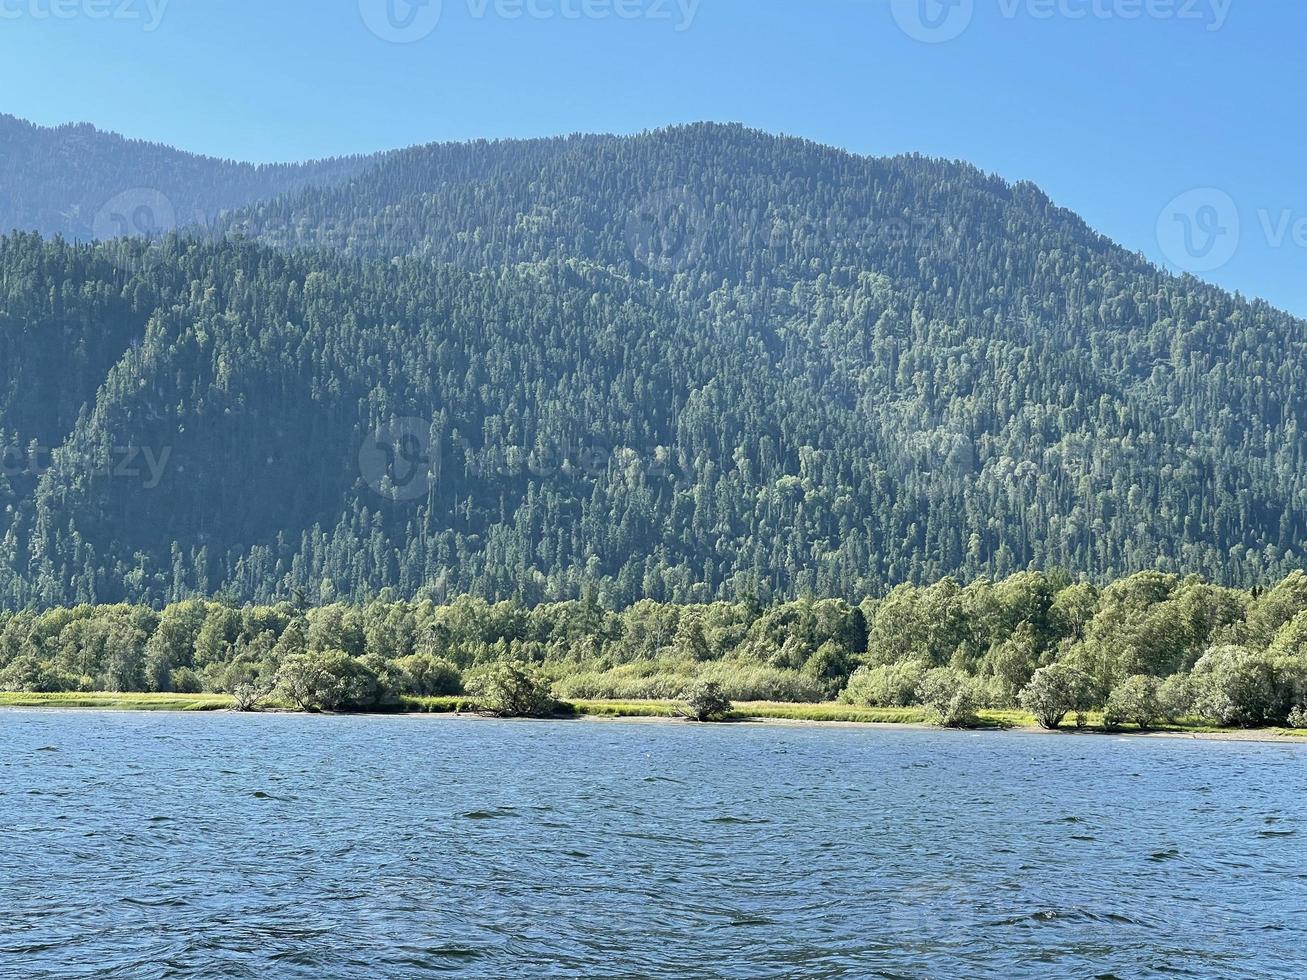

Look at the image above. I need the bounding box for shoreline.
[2,692,1304,744]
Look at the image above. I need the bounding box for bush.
[393,653,463,696]
[0,654,75,693]
[1104,675,1162,729]
[684,680,732,722]
[470,661,556,718]
[1020,663,1093,730]
[839,661,927,707]
[276,649,392,712]
[1287,706,1307,730]
[169,667,203,694]
[1190,646,1277,728]
[917,667,979,728]
[1157,673,1195,722]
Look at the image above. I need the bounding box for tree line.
[2,570,1304,728]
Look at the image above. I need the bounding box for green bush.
[0,654,75,693]
[276,649,393,712]
[1190,646,1278,728]
[684,680,732,722]
[393,653,463,696]
[1020,663,1093,730]
[1104,675,1162,729]
[917,667,979,728]
[1157,673,1195,722]
[839,661,926,707]
[470,661,557,718]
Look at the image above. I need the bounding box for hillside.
[0,114,380,243]
[0,123,1305,607]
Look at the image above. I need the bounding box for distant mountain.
[0,122,1304,607]
[0,114,381,242]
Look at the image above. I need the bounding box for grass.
[4,690,1306,738]
[0,691,232,711]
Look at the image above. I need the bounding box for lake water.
[1,711,1304,978]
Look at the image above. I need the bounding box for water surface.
[2,711,1304,977]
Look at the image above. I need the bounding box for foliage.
[1189,646,1279,728]
[1104,675,1162,729]
[839,661,927,708]
[1020,663,1093,730]
[683,680,733,722]
[2,124,1307,608]
[275,649,394,713]
[393,654,464,696]
[917,667,980,728]
[469,661,556,718]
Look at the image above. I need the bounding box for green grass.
[5,690,1306,738]
[0,691,232,711]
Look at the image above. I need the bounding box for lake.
[1,711,1304,978]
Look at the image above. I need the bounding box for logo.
[359,0,443,43]
[358,418,437,502]
[891,0,975,43]
[624,187,709,274]
[1156,188,1240,274]
[93,187,177,242]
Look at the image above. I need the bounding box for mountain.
[0,121,1304,608]
[0,114,381,243]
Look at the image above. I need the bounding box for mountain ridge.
[0,118,1303,607]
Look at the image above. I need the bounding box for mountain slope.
[1,123,1305,607]
[0,114,381,242]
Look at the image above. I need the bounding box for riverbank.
[4,690,1305,741]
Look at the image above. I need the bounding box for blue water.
[1,711,1304,978]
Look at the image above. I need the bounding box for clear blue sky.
[2,0,1304,314]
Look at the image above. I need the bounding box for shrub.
[169,667,203,694]
[394,653,463,696]
[803,641,854,698]
[0,654,75,693]
[1157,673,1195,722]
[1020,663,1093,730]
[839,661,926,707]
[1104,675,1162,729]
[1287,706,1307,730]
[470,661,556,718]
[684,680,732,722]
[1190,646,1277,728]
[276,649,390,712]
[917,667,979,728]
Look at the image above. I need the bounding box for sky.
[1,0,1304,314]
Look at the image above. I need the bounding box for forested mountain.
[1,122,1305,608]
[0,114,380,242]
